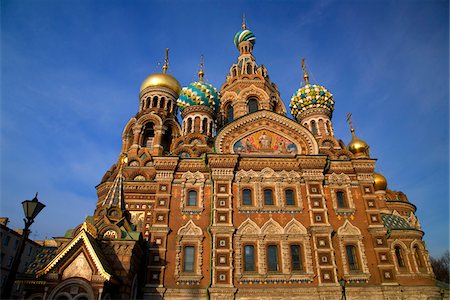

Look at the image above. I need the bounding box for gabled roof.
[36,226,114,281]
[381,213,413,230]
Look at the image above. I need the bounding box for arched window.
[247,63,253,74]
[242,189,252,205]
[183,246,195,272]
[311,120,318,136]
[187,190,197,206]
[346,245,359,270]
[413,245,423,268]
[202,118,208,134]
[247,98,258,113]
[326,121,332,135]
[160,97,166,109]
[395,246,405,267]
[226,103,234,123]
[290,244,303,271]
[142,123,155,147]
[264,189,274,205]
[187,118,193,133]
[152,96,158,108]
[167,100,172,112]
[285,189,295,206]
[336,191,348,208]
[244,245,255,272]
[267,245,279,272]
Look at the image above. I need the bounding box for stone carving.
[178,220,203,236]
[337,220,361,236]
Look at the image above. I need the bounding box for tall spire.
[301,58,309,85]
[102,153,127,208]
[242,14,247,30]
[162,48,169,74]
[198,55,204,82]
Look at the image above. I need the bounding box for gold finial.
[242,14,247,30]
[346,112,356,135]
[198,55,204,82]
[301,58,309,85]
[162,48,169,74]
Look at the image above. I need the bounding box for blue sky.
[1,0,448,256]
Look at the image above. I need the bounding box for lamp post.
[338,278,347,300]
[1,194,45,299]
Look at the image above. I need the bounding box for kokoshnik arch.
[18,20,443,300]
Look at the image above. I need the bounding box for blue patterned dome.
[234,29,256,48]
[290,84,334,120]
[177,81,220,112]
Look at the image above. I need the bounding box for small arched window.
[187,118,193,133]
[264,189,274,205]
[152,96,158,108]
[244,245,255,272]
[336,191,348,208]
[187,190,197,206]
[242,189,252,205]
[311,120,318,136]
[160,97,166,109]
[346,245,360,270]
[395,246,405,267]
[247,98,258,113]
[226,104,234,123]
[285,189,295,206]
[414,245,423,268]
[202,118,208,134]
[326,121,332,135]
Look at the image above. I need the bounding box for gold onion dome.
[373,172,388,191]
[140,73,181,94]
[140,48,181,95]
[348,129,369,155]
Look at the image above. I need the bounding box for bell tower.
[122,49,182,156]
[218,18,285,128]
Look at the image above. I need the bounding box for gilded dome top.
[373,172,388,191]
[177,81,220,112]
[140,73,181,94]
[348,130,369,156]
[290,84,334,120]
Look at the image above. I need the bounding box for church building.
[20,21,441,300]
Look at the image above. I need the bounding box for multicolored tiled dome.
[289,84,334,120]
[177,81,220,112]
[234,29,256,48]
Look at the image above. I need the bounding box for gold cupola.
[140,48,181,95]
[373,172,388,191]
[346,113,369,157]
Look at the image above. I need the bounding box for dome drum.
[180,104,215,119]
[294,107,332,122]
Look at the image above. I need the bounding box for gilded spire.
[162,48,169,74]
[198,55,204,82]
[102,153,127,208]
[242,14,247,30]
[301,58,309,85]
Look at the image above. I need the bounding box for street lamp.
[1,193,45,299]
[338,278,347,300]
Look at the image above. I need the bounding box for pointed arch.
[337,220,362,236]
[177,220,203,236]
[237,218,260,235]
[261,218,283,235]
[284,218,307,235]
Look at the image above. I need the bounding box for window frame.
[187,190,198,206]
[182,245,196,273]
[263,188,274,206]
[336,190,348,208]
[267,244,280,272]
[247,97,259,113]
[242,188,253,206]
[345,244,360,271]
[395,246,406,268]
[285,189,295,206]
[243,244,256,272]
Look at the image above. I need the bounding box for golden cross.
[346,112,355,132]
[242,14,247,30]
[198,54,204,81]
[301,58,309,85]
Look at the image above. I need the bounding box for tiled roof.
[25,246,58,275]
[381,213,413,230]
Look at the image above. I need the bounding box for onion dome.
[234,17,255,48]
[140,48,181,95]
[140,73,181,94]
[348,132,369,155]
[177,61,220,112]
[234,29,256,48]
[373,172,388,191]
[290,84,334,119]
[290,59,334,120]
